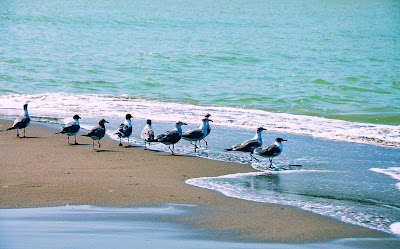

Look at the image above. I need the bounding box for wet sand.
[0,119,392,243]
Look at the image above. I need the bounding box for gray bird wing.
[156,130,181,144]
[257,144,280,157]
[118,124,132,137]
[61,121,80,134]
[12,114,30,129]
[182,128,204,140]
[86,125,105,139]
[233,139,261,152]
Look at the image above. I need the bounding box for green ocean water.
[1,0,399,124]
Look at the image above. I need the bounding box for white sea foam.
[370,167,400,191]
[1,92,399,147]
[390,222,400,235]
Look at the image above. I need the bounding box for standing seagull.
[55,115,81,145]
[7,103,31,137]
[141,119,155,150]
[225,127,266,161]
[253,138,287,168]
[182,118,212,152]
[82,119,109,150]
[153,121,187,155]
[115,114,133,146]
[200,113,212,147]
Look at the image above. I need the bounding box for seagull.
[253,138,287,168]
[200,113,212,147]
[153,121,187,155]
[182,118,212,152]
[82,119,109,150]
[55,115,81,144]
[115,114,133,146]
[141,119,155,150]
[225,127,266,161]
[7,103,31,137]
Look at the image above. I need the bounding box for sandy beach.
[0,119,393,243]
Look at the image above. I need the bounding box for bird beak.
[283,139,287,141]
[183,123,187,125]
[208,119,213,122]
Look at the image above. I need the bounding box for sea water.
[0,0,399,240]
[2,205,399,249]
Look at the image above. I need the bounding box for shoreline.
[0,119,393,243]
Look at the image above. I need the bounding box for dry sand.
[0,119,391,242]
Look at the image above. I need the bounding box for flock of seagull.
[6,104,287,168]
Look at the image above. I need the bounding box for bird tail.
[7,127,15,131]
[224,148,233,152]
[81,134,90,137]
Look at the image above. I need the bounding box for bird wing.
[233,139,260,152]
[156,130,181,144]
[182,128,204,140]
[61,121,80,134]
[141,127,154,141]
[117,124,132,137]
[257,144,280,157]
[12,114,30,129]
[86,125,105,138]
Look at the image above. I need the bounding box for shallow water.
[1,205,399,249]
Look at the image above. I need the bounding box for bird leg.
[119,137,123,146]
[92,141,95,150]
[68,136,70,144]
[190,141,198,152]
[250,153,259,161]
[269,158,274,168]
[73,135,78,145]
[23,128,26,137]
[16,129,20,137]
[98,141,101,148]
[203,139,208,147]
[169,145,175,155]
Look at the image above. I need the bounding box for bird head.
[176,121,187,127]
[276,138,287,142]
[257,127,266,132]
[126,114,133,120]
[73,114,81,120]
[99,119,109,125]
[146,119,152,125]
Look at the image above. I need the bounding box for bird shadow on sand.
[157,153,188,157]
[119,144,142,149]
[92,149,122,153]
[66,143,91,146]
[17,136,47,139]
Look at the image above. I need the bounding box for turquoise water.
[1,0,400,242]
[1,0,399,124]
